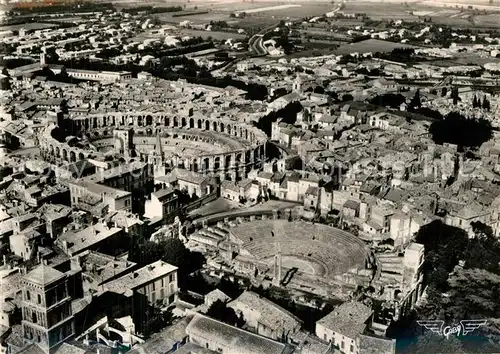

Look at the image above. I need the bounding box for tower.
[21,264,75,353]
[273,242,282,286]
[113,129,134,158]
[152,131,164,165]
[293,74,303,92]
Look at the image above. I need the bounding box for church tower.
[153,131,164,164]
[293,75,303,92]
[21,264,75,353]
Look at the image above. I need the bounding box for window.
[26,290,31,301]
[152,282,155,291]
[32,312,37,324]
[37,294,42,304]
[161,278,164,287]
[341,342,345,349]
[169,274,175,283]
[350,344,354,353]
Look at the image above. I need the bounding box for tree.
[473,94,479,108]
[369,93,406,108]
[142,307,174,337]
[415,220,469,292]
[464,222,500,274]
[482,97,491,111]
[255,101,302,137]
[206,300,245,327]
[401,332,465,353]
[444,268,500,323]
[451,86,460,105]
[415,220,500,342]
[342,93,354,102]
[130,238,205,288]
[429,112,493,148]
[410,89,422,109]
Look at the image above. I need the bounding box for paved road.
[248,22,281,57]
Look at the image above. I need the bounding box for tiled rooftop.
[229,291,302,333]
[316,301,373,339]
[186,314,288,354]
[24,264,65,286]
[103,260,177,296]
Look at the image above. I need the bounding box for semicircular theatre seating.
[230,220,369,277]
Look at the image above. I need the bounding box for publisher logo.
[417,320,487,339]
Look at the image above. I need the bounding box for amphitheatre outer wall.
[39,112,268,181]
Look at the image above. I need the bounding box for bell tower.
[21,264,75,353]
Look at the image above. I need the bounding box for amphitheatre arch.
[40,112,268,181]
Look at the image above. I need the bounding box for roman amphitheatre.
[191,216,377,294]
[40,111,268,182]
[235,219,370,275]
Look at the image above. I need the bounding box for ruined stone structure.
[39,112,268,182]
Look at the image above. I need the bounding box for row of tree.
[472,95,491,111]
[121,5,183,14]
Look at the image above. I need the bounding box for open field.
[250,4,334,18]
[427,55,500,67]
[178,29,246,40]
[0,22,57,31]
[156,12,231,24]
[115,1,335,21]
[234,4,302,14]
[342,0,500,27]
[335,38,418,55]
[474,13,500,26]
[236,17,279,30]
[342,2,418,20]
[47,17,84,23]
[111,0,500,28]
